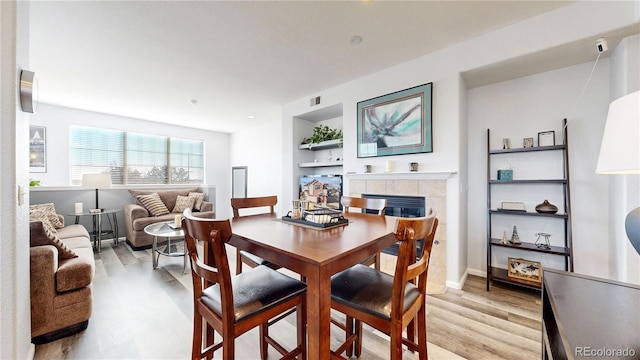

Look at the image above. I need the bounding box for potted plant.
[301,125,343,149]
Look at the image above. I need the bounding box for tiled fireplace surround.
[347,177,448,294]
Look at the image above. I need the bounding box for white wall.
[467,60,612,278]
[29,103,232,218]
[229,114,283,216]
[0,1,33,358]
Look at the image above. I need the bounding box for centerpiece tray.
[282,207,348,229]
[281,215,349,229]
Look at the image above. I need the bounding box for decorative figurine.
[535,232,551,249]
[501,230,510,244]
[510,225,521,245]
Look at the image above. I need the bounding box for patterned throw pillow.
[29,209,57,234]
[29,203,64,229]
[188,192,205,211]
[29,215,77,260]
[173,195,195,213]
[136,193,170,216]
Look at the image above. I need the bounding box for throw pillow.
[29,218,77,260]
[136,193,170,216]
[188,192,205,211]
[173,195,195,213]
[29,209,57,234]
[29,203,64,229]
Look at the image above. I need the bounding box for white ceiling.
[29,1,577,133]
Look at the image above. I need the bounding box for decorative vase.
[535,200,558,214]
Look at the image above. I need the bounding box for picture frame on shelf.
[357,83,433,158]
[523,137,534,148]
[507,257,542,283]
[538,131,555,147]
[502,138,511,149]
[29,125,46,173]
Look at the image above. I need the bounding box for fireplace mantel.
[344,171,456,180]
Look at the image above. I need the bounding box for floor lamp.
[82,173,112,211]
[596,90,640,255]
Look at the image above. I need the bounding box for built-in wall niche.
[293,103,344,174]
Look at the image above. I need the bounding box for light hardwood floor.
[34,240,542,359]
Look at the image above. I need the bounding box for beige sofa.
[124,188,215,250]
[30,217,94,344]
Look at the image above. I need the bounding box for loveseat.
[30,213,94,344]
[124,188,215,250]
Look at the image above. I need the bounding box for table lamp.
[596,90,640,255]
[82,173,112,211]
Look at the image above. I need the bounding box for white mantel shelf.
[344,171,457,180]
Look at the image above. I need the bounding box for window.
[70,126,204,185]
[170,138,204,184]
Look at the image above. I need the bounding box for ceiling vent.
[310,96,321,107]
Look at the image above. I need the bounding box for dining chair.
[230,195,279,275]
[340,196,387,270]
[181,209,307,360]
[330,211,438,360]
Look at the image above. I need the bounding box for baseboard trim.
[467,268,487,278]
[445,269,469,290]
[27,343,35,360]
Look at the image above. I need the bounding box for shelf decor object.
[538,130,555,146]
[497,169,513,180]
[508,257,541,284]
[357,82,433,157]
[535,200,558,214]
[486,119,573,291]
[596,90,640,255]
[300,125,343,149]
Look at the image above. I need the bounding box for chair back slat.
[182,209,234,314]
[231,195,277,218]
[341,196,386,215]
[391,211,437,319]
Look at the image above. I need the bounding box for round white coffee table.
[144,221,187,274]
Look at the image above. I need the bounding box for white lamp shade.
[82,173,112,189]
[596,90,640,174]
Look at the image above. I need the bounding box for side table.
[144,221,187,274]
[69,209,120,252]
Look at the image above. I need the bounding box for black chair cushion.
[331,264,419,321]
[201,265,306,322]
[240,250,273,267]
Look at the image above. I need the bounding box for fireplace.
[362,194,425,217]
[362,194,426,257]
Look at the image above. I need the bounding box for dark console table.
[542,268,640,359]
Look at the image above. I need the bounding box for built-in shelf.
[298,139,343,151]
[298,161,343,168]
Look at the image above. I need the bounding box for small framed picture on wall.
[29,126,46,173]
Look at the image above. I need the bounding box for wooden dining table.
[228,211,398,360]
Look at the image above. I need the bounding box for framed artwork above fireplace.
[357,83,433,158]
